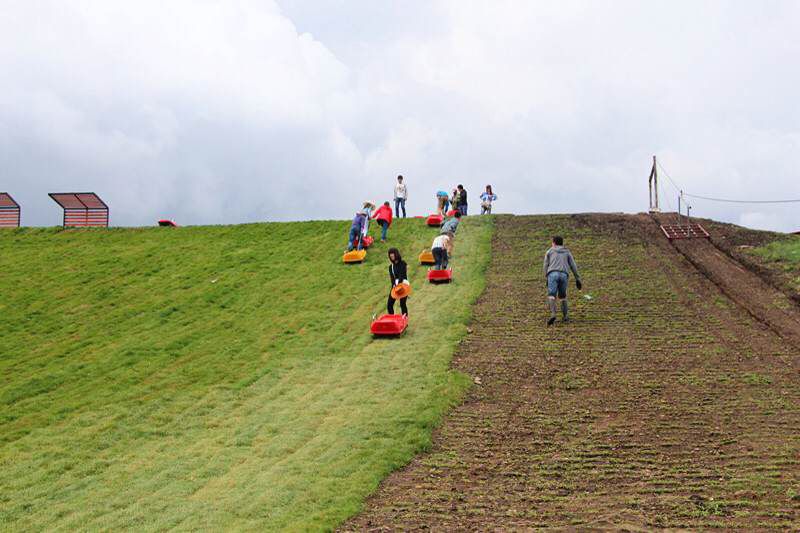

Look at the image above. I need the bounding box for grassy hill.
[0,217,492,530]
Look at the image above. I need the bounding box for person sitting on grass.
[440,210,462,235]
[543,235,582,326]
[346,211,367,252]
[431,232,454,270]
[372,201,393,242]
[387,248,409,316]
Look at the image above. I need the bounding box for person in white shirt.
[393,175,407,218]
[431,232,454,270]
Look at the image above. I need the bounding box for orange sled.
[426,214,444,227]
[419,250,435,265]
[370,314,408,336]
[343,249,367,263]
[427,269,453,283]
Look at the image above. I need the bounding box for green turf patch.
[0,216,492,530]
[750,236,800,268]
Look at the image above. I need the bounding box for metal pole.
[653,155,658,211]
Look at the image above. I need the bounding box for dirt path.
[344,214,800,530]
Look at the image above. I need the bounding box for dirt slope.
[344,213,800,530]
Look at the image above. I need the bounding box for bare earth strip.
[344,214,800,530]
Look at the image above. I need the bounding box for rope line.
[683,192,800,204]
[658,176,674,212]
[656,160,800,204]
[656,161,682,193]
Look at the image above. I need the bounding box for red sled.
[446,209,458,217]
[426,214,444,227]
[158,219,177,227]
[370,314,408,336]
[427,269,453,284]
[361,235,374,248]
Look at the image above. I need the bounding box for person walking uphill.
[372,201,393,242]
[394,175,407,218]
[441,210,461,235]
[387,248,409,316]
[346,211,367,251]
[431,232,453,270]
[543,236,582,326]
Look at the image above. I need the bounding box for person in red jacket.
[372,201,393,242]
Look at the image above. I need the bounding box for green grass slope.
[750,235,800,292]
[0,217,492,531]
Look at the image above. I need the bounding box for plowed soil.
[344,213,800,530]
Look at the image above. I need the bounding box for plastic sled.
[343,249,367,264]
[391,282,412,299]
[361,235,374,249]
[446,209,458,217]
[158,219,177,227]
[370,314,408,336]
[419,250,435,265]
[426,214,444,227]
[427,269,453,284]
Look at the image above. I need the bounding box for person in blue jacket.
[346,212,367,251]
[480,185,497,214]
[436,190,450,215]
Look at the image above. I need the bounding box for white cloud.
[1,0,799,231]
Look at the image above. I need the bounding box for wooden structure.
[49,193,109,227]
[660,223,710,240]
[0,193,20,228]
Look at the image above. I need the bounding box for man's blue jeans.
[459,204,468,216]
[432,247,448,269]
[394,198,406,218]
[547,271,568,299]
[347,227,362,251]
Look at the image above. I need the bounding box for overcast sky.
[1,1,798,230]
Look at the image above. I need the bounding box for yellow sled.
[343,249,367,264]
[419,250,435,265]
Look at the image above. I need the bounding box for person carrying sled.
[543,235,582,326]
[387,248,409,316]
[372,201,393,242]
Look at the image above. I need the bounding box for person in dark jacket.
[543,235,582,325]
[456,184,468,215]
[387,248,409,316]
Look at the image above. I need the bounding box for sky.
[1,0,798,230]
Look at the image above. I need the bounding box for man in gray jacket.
[543,235,582,325]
